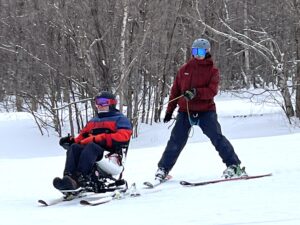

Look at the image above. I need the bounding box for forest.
[0,0,299,137]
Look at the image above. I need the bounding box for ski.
[80,191,124,206]
[80,183,141,206]
[180,173,272,187]
[38,189,100,207]
[143,175,172,188]
[38,194,84,206]
[38,183,139,207]
[39,182,161,207]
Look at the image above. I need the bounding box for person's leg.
[198,111,241,166]
[158,112,192,172]
[77,142,105,176]
[54,143,85,190]
[64,143,85,176]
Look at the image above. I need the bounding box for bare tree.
[188,0,294,118]
[0,0,299,139]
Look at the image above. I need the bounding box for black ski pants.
[158,111,241,172]
[64,142,104,176]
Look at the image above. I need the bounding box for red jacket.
[166,57,219,113]
[74,110,132,152]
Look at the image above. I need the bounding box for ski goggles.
[95,97,117,107]
[192,48,206,57]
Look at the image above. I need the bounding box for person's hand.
[163,112,172,123]
[59,136,74,146]
[183,88,196,100]
[59,135,74,150]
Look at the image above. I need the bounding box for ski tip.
[255,173,273,178]
[143,181,154,188]
[130,193,141,197]
[79,200,90,206]
[38,199,49,206]
[179,181,192,186]
[243,173,273,179]
[80,197,112,206]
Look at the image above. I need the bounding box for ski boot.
[155,167,168,181]
[222,165,248,179]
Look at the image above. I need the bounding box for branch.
[12,44,96,91]
[192,2,278,67]
[218,18,279,63]
[0,44,18,54]
[53,97,93,110]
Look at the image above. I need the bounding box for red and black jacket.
[166,57,219,114]
[74,110,132,153]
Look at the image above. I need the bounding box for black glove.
[59,135,74,149]
[183,88,197,100]
[163,112,172,123]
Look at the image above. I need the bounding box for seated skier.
[53,91,132,192]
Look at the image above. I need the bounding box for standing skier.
[155,38,247,181]
[53,91,132,191]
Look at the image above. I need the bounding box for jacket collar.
[187,57,214,67]
[97,109,120,118]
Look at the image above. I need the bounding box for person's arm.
[73,122,92,143]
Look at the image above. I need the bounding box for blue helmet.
[192,38,211,50]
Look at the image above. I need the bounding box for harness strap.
[186,101,199,126]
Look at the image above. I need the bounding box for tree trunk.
[67,86,74,137]
[141,72,147,123]
[275,67,295,118]
[243,0,251,88]
[294,0,300,118]
[118,0,129,113]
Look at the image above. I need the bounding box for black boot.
[53,175,79,191]
[53,177,63,190]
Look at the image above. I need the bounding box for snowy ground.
[1,93,300,225]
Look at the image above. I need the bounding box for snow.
[1,93,300,225]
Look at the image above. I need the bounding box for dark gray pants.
[64,142,104,176]
[158,111,241,172]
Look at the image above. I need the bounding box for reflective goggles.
[192,48,206,57]
[95,97,117,107]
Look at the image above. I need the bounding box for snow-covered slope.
[1,94,300,225]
